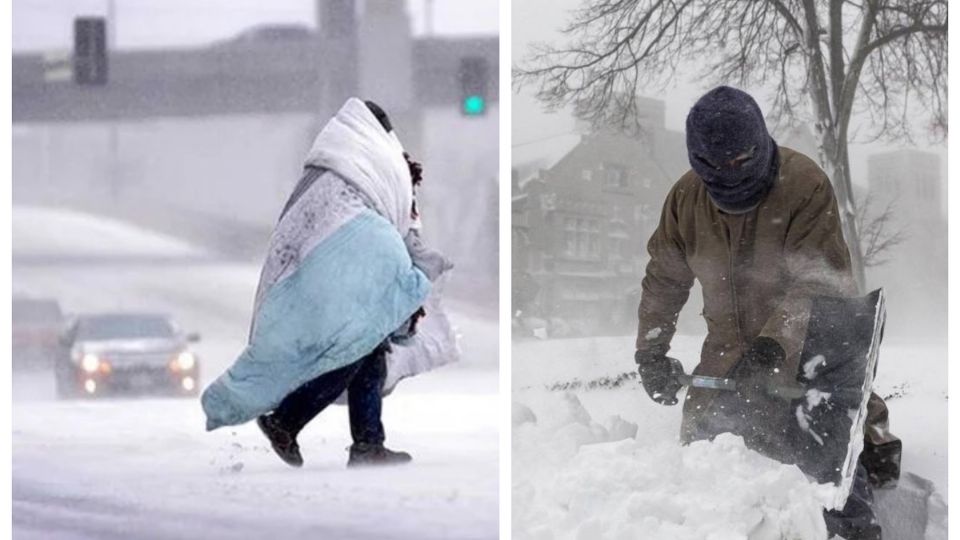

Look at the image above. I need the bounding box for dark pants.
[271,344,388,445]
[824,463,882,540]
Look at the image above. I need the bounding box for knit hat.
[685,86,779,213]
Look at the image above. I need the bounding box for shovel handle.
[676,372,739,392]
[669,357,807,400]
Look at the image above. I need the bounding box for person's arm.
[635,183,695,405]
[757,161,857,362]
[404,229,453,282]
[636,183,696,353]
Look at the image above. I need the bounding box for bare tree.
[855,191,907,268]
[514,0,947,292]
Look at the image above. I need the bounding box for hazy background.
[512,0,947,196]
[511,0,947,344]
[13,0,498,49]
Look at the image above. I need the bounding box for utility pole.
[106,0,116,49]
[105,0,119,201]
[425,0,434,35]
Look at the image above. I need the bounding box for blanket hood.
[304,98,414,235]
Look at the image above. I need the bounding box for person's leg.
[257,359,363,467]
[345,343,413,467]
[271,359,363,436]
[861,392,902,488]
[347,346,387,445]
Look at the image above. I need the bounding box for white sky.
[12,0,498,51]
[512,0,946,189]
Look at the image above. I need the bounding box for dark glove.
[409,306,426,334]
[635,348,682,406]
[389,307,427,344]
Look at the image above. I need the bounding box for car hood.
[77,338,185,356]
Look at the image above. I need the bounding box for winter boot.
[862,394,901,488]
[347,442,412,468]
[860,439,902,489]
[257,414,304,468]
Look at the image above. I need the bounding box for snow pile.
[513,393,835,540]
[13,205,205,258]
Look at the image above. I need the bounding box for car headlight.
[81,353,100,373]
[175,351,196,371]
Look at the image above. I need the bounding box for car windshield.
[76,315,175,341]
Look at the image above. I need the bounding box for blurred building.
[867,149,944,221]
[12,0,499,301]
[865,149,946,340]
[512,107,831,336]
[512,97,687,335]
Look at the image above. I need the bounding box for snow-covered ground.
[13,206,205,259]
[512,334,947,539]
[12,206,499,539]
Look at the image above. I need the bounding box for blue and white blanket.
[202,98,445,430]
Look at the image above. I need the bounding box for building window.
[564,216,600,258]
[602,163,629,190]
[586,219,599,255]
[609,237,622,259]
[564,218,577,255]
[582,169,593,182]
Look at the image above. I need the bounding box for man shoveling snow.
[633,86,900,540]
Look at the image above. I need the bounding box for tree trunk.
[800,0,867,294]
[818,136,867,293]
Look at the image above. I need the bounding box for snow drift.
[513,393,835,540]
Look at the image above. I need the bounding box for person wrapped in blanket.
[200,99,457,468]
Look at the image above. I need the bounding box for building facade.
[865,149,946,340]
[512,98,687,335]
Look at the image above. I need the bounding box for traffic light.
[458,57,489,116]
[74,17,108,85]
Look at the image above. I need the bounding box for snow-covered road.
[13,206,499,539]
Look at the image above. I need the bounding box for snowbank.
[513,335,948,540]
[513,393,834,540]
[13,205,205,258]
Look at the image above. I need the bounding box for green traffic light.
[463,95,486,116]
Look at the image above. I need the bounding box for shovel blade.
[794,288,886,509]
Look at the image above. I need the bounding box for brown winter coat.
[635,147,859,441]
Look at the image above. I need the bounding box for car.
[12,296,64,370]
[55,313,201,399]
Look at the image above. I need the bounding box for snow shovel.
[670,359,807,400]
[670,361,866,402]
[675,289,886,510]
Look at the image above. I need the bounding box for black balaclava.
[685,86,779,213]
[364,100,393,133]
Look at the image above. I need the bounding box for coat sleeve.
[758,164,857,361]
[636,183,696,352]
